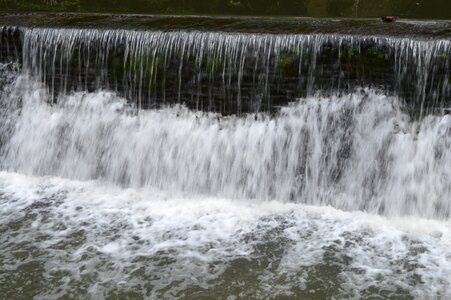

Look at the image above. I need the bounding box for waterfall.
[1,26,449,116]
[1,71,451,218]
[1,18,451,299]
[0,25,450,218]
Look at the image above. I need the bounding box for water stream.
[0,18,451,299]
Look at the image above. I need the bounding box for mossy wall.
[0,0,450,19]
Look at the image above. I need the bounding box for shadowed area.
[0,0,450,19]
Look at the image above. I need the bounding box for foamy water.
[2,74,451,218]
[0,36,450,298]
[1,172,450,299]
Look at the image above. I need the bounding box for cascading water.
[3,26,449,115]
[0,17,451,299]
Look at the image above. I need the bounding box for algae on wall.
[0,0,450,19]
[0,0,79,11]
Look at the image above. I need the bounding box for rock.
[430,230,443,239]
[381,16,397,23]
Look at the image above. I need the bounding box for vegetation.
[0,0,449,19]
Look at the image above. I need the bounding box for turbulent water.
[2,172,451,299]
[0,22,451,299]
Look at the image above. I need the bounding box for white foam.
[0,172,450,298]
[2,79,451,218]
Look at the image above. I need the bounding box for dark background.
[0,0,450,19]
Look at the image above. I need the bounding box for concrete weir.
[0,15,450,116]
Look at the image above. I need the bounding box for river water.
[0,17,451,299]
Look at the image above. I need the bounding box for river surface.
[1,171,451,299]
[0,15,450,299]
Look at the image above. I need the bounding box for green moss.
[277,53,298,77]
[203,55,223,73]
[348,47,359,59]
[434,52,449,59]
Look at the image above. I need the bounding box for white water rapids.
[1,172,451,299]
[2,71,451,219]
[0,28,450,298]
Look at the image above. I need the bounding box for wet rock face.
[0,21,449,117]
[0,27,21,63]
